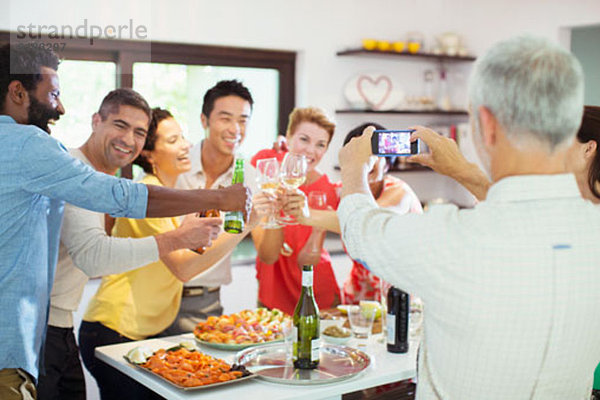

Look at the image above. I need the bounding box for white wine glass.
[307,191,327,252]
[256,158,282,229]
[279,153,307,225]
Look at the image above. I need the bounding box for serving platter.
[124,345,256,391]
[234,342,370,385]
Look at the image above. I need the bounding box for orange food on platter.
[194,308,290,345]
[141,347,245,387]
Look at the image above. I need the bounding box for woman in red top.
[251,107,340,315]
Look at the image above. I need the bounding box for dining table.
[95,332,418,400]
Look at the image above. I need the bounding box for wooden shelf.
[334,164,432,173]
[336,109,468,116]
[337,48,476,62]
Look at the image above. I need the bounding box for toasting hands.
[217,183,253,223]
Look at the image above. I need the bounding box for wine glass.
[255,158,282,229]
[279,153,307,224]
[308,191,327,210]
[308,191,327,252]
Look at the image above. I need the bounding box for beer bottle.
[293,265,320,369]
[223,159,244,234]
[386,286,409,353]
[193,209,220,254]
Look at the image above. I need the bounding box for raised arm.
[61,203,223,278]
[281,190,341,234]
[160,213,258,282]
[146,183,252,218]
[406,126,491,201]
[20,133,252,220]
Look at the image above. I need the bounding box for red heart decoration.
[357,75,393,110]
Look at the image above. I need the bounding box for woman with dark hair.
[566,106,600,400]
[565,106,600,203]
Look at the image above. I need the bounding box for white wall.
[3,0,600,203]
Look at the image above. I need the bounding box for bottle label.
[302,270,313,287]
[311,338,320,362]
[387,313,396,345]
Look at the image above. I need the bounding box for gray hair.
[468,35,584,152]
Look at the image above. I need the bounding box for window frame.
[1,31,296,176]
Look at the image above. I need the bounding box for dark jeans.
[37,326,85,400]
[78,321,164,400]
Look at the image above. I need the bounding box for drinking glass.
[256,158,282,229]
[279,153,307,225]
[347,305,376,347]
[409,295,424,340]
[378,280,391,343]
[308,191,327,210]
[307,191,327,252]
[281,318,294,363]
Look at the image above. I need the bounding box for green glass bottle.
[223,159,244,234]
[293,264,320,369]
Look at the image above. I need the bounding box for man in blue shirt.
[0,44,251,399]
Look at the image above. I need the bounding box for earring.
[151,163,157,175]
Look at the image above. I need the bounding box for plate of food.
[124,342,255,390]
[194,308,291,351]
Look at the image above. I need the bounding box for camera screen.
[378,132,412,154]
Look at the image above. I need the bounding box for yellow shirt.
[83,174,182,340]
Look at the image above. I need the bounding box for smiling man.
[38,90,226,400]
[167,80,256,334]
[0,45,250,400]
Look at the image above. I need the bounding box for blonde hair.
[286,107,335,143]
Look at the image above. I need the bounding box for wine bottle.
[223,159,244,234]
[293,264,320,369]
[386,286,409,353]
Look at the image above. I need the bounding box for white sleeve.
[60,202,159,277]
[337,193,457,300]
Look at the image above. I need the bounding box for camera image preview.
[379,132,411,154]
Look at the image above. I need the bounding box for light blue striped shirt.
[0,115,148,380]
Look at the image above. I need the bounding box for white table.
[95,333,417,400]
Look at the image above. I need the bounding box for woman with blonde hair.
[251,107,340,314]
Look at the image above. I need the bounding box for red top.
[252,149,341,315]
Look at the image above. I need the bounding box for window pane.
[133,63,279,159]
[53,60,116,148]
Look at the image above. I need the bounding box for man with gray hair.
[337,35,600,399]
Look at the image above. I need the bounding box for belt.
[182,286,220,297]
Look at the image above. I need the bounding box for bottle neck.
[301,265,313,289]
[232,160,244,184]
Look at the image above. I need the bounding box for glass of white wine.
[279,153,307,225]
[256,157,282,229]
[307,191,327,252]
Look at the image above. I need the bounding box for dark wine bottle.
[223,159,244,234]
[293,265,320,369]
[387,286,409,353]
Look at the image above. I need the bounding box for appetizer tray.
[124,345,256,391]
[234,342,370,385]
[194,308,290,351]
